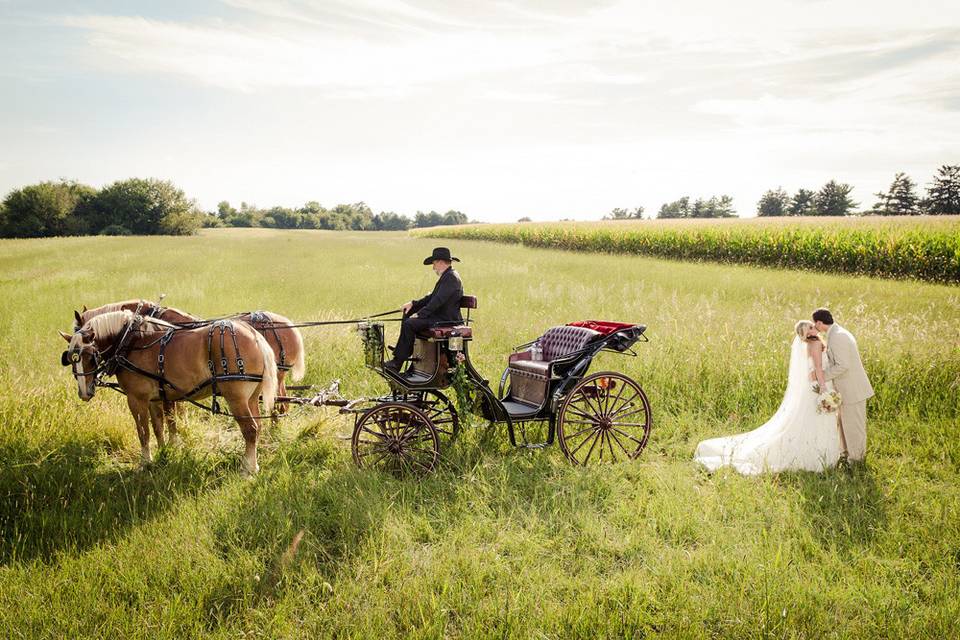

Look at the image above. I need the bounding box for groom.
[812,308,874,462]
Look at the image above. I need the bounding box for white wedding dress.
[694,337,842,475]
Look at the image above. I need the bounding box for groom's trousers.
[840,400,867,461]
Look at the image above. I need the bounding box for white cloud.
[1,0,957,219]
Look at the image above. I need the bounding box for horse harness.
[67,314,266,417]
[247,310,291,371]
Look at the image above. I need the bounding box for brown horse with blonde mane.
[61,310,277,474]
[76,300,306,417]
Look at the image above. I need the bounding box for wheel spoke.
[361,426,388,439]
[612,427,646,446]
[608,428,633,457]
[608,393,642,418]
[606,429,619,460]
[565,406,598,421]
[582,430,602,463]
[569,428,599,456]
[611,420,649,427]
[605,381,628,416]
[578,390,606,419]
[609,403,647,422]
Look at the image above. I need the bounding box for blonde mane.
[81,310,176,342]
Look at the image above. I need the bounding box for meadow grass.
[415,216,960,284]
[0,229,958,638]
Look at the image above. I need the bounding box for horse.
[75,300,306,416]
[60,310,277,475]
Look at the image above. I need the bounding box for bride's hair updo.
[795,320,825,345]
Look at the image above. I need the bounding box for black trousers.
[390,317,434,364]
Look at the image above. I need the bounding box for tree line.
[0,178,470,238]
[207,201,468,231]
[602,164,959,220]
[758,165,959,217]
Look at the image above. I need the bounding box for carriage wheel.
[557,371,651,465]
[352,402,440,475]
[416,390,460,440]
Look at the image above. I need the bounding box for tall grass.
[415,217,960,284]
[1,229,958,638]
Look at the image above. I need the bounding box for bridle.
[61,315,145,388]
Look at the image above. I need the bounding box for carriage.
[336,296,652,474]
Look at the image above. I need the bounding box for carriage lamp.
[447,336,464,351]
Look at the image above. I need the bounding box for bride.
[694,321,843,474]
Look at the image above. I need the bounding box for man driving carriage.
[384,247,464,373]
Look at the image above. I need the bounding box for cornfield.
[416,217,960,284]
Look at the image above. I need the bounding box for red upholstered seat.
[419,325,473,339]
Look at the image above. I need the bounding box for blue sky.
[1,0,958,220]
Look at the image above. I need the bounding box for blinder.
[60,350,71,366]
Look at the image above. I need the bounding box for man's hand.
[401,301,413,315]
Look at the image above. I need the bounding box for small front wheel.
[352,402,440,476]
[557,372,652,465]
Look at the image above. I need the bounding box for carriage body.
[350,296,653,473]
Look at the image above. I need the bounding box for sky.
[1,0,958,221]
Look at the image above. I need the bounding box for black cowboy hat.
[423,247,460,265]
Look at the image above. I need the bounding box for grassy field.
[1,228,958,638]
[416,216,960,284]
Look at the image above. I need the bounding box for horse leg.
[276,369,287,416]
[148,401,166,448]
[163,400,181,445]
[127,396,153,465]
[226,390,260,476]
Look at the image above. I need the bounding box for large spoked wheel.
[415,390,460,440]
[557,371,652,465]
[352,402,440,476]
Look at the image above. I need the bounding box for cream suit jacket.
[823,323,874,404]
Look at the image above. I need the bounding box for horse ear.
[59,330,72,343]
[74,310,83,325]
[82,305,88,312]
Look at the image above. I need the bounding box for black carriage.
[344,296,652,474]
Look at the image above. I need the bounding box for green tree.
[925,164,960,215]
[873,173,919,215]
[814,180,857,216]
[690,195,737,218]
[604,207,644,220]
[1,180,95,238]
[787,188,817,216]
[657,197,691,219]
[85,178,201,234]
[757,188,789,217]
[372,211,411,230]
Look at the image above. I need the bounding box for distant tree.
[604,206,644,220]
[787,188,817,216]
[442,210,468,226]
[691,195,737,218]
[518,216,532,223]
[220,202,262,227]
[84,178,202,234]
[814,180,857,216]
[872,173,919,215]
[1,180,95,238]
[372,211,411,231]
[413,211,444,228]
[757,188,789,217]
[657,197,691,219]
[925,164,960,215]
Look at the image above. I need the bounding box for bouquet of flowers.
[816,389,842,414]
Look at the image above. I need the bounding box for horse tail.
[288,326,306,381]
[253,330,278,416]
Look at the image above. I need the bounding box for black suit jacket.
[410,268,463,322]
